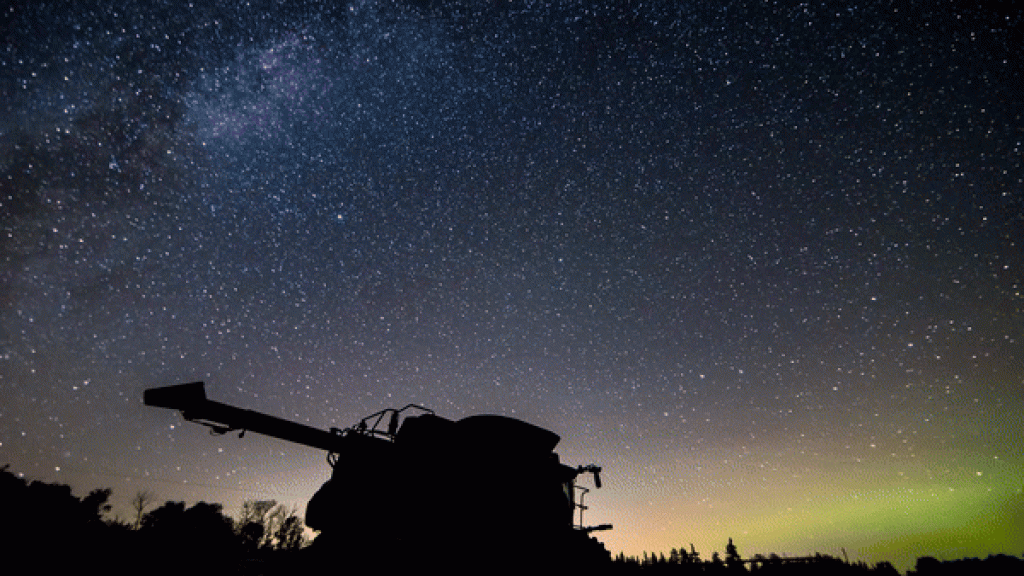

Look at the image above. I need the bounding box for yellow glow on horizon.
[593,443,1023,572]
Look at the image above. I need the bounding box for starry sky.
[1,0,1021,570]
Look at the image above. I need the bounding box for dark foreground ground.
[3,466,1019,576]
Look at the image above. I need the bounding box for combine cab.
[144,382,612,571]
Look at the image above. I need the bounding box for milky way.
[2,1,1021,569]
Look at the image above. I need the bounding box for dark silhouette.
[726,537,745,572]
[0,464,313,575]
[236,499,276,551]
[610,546,1024,576]
[235,499,306,551]
[131,488,157,530]
[144,381,614,572]
[135,500,241,575]
[0,464,116,572]
[2,465,1022,575]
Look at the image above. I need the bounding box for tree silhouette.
[137,500,240,575]
[0,465,115,571]
[874,561,900,576]
[237,499,308,551]
[238,517,266,552]
[711,551,726,573]
[131,489,157,530]
[6,465,1024,575]
[141,500,187,532]
[272,509,306,550]
[726,537,745,572]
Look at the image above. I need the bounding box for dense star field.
[2,0,1021,570]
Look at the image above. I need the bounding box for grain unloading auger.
[144,381,612,571]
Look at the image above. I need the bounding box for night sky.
[2,0,1021,570]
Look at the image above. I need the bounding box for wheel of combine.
[556,531,611,571]
[585,534,612,567]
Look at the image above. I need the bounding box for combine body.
[144,382,611,570]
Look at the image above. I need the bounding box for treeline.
[2,465,1020,576]
[612,538,895,575]
[610,538,1023,576]
[0,465,307,576]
